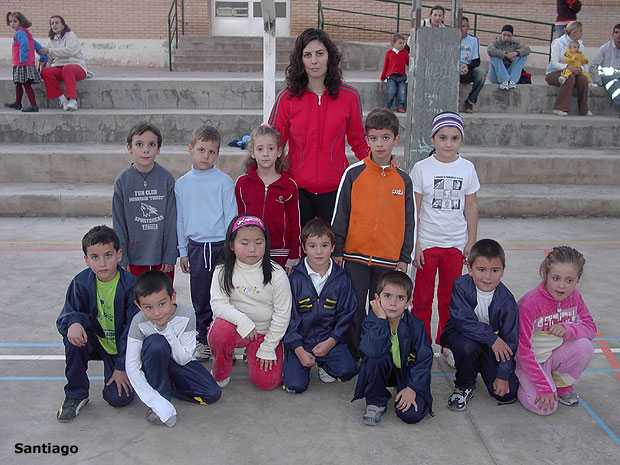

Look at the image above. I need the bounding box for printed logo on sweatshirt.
[129,189,166,231]
[235,285,261,295]
[535,306,578,331]
[392,189,403,196]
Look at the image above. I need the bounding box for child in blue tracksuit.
[56,225,138,422]
[283,218,358,393]
[353,271,433,426]
[439,239,519,411]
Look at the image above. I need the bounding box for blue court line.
[0,343,63,347]
[579,398,620,448]
[1,376,104,381]
[584,369,620,373]
[593,338,620,341]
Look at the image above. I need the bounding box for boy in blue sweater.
[439,238,519,411]
[283,219,358,393]
[56,225,138,422]
[353,271,433,426]
[175,126,237,361]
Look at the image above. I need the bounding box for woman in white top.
[39,15,87,111]
[545,21,591,117]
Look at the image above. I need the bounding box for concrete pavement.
[1,216,619,464]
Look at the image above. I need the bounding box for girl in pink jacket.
[516,246,596,415]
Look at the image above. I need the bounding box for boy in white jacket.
[126,270,221,427]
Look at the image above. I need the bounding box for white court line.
[0,349,616,361]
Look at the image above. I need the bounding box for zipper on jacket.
[261,185,268,219]
[317,94,322,106]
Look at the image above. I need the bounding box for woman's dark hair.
[6,12,31,28]
[218,215,274,296]
[285,28,342,99]
[48,15,70,39]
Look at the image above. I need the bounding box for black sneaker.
[21,105,39,113]
[463,99,474,113]
[4,102,22,110]
[448,388,474,411]
[57,397,89,422]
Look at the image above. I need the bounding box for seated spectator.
[559,40,591,85]
[545,21,591,117]
[589,23,620,116]
[487,25,530,90]
[460,17,487,113]
[39,15,87,111]
[422,5,445,28]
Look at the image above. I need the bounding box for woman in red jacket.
[269,28,369,227]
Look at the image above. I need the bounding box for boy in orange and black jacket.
[331,108,414,361]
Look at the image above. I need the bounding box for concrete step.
[478,184,620,217]
[173,49,290,59]
[3,77,617,116]
[1,108,617,148]
[2,181,618,217]
[1,145,618,186]
[172,62,288,73]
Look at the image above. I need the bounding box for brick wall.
[2,0,618,46]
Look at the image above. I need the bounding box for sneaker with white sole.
[210,370,230,388]
[318,367,336,383]
[552,109,568,117]
[65,99,78,111]
[584,111,593,117]
[448,387,474,411]
[194,341,212,361]
[508,81,517,89]
[499,81,509,90]
[57,397,89,422]
[441,347,455,369]
[558,390,580,406]
[558,76,566,85]
[146,408,177,427]
[363,405,386,425]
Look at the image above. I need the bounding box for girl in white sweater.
[208,215,292,390]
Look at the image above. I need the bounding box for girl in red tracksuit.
[235,124,301,274]
[5,12,41,112]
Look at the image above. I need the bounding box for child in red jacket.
[235,124,301,274]
[380,33,409,113]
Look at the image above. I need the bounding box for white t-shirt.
[474,288,495,325]
[411,155,480,251]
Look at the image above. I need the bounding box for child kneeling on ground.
[439,239,519,411]
[352,271,433,426]
[126,270,221,427]
[282,218,358,393]
[516,246,596,415]
[56,225,137,422]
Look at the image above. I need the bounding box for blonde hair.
[539,246,585,280]
[244,124,288,173]
[565,21,583,36]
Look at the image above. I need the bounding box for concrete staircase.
[172,36,294,72]
[0,72,618,217]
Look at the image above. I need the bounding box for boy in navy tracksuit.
[353,271,433,426]
[283,219,358,393]
[56,226,138,422]
[440,239,519,411]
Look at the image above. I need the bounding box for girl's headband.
[231,216,265,233]
[431,112,465,138]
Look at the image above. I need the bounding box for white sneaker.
[552,110,568,117]
[318,367,336,383]
[558,76,566,85]
[499,81,509,90]
[508,81,517,89]
[585,110,593,117]
[193,342,212,361]
[589,82,598,88]
[558,390,579,406]
[441,347,456,369]
[210,371,230,388]
[65,99,78,111]
[58,95,69,110]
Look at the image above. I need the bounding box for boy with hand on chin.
[352,271,433,426]
[126,271,221,427]
[282,218,358,393]
[439,239,519,411]
[332,109,414,362]
[56,226,138,422]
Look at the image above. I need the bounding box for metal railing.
[318,0,555,59]
[168,0,185,71]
